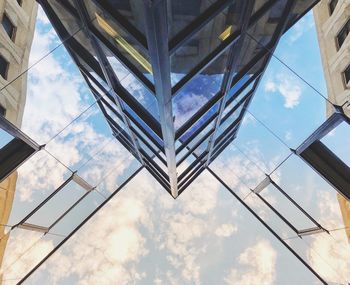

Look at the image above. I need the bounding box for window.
[342,64,350,86]
[336,18,350,49]
[2,13,16,41]
[17,0,23,6]
[329,0,338,15]
[0,55,9,79]
[0,105,5,117]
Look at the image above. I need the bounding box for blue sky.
[0,7,350,285]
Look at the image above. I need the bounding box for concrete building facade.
[313,0,350,242]
[0,0,37,280]
[313,0,350,117]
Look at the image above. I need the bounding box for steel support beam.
[142,0,178,198]
[74,0,145,165]
[207,167,328,285]
[17,166,144,284]
[205,0,255,166]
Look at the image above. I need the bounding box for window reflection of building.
[0,0,37,281]
[314,0,350,243]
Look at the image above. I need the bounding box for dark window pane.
[337,18,350,49]
[0,54,9,79]
[0,105,6,117]
[329,0,338,15]
[2,13,16,40]
[343,65,350,85]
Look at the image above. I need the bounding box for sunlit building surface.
[0,0,350,284]
[313,0,350,243]
[0,0,37,282]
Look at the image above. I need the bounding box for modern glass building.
[34,0,322,198]
[1,0,350,284]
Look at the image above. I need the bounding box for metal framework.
[2,1,350,283]
[35,0,320,198]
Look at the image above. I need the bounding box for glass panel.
[215,101,245,141]
[170,2,240,84]
[210,144,266,197]
[86,2,152,79]
[100,42,160,120]
[172,46,226,130]
[1,30,97,145]
[25,180,86,228]
[44,103,115,172]
[168,0,213,39]
[225,74,255,105]
[0,128,13,148]
[95,0,148,36]
[232,112,291,174]
[248,55,328,149]
[260,183,318,231]
[49,190,105,236]
[270,155,347,232]
[122,101,163,146]
[6,150,71,227]
[0,227,63,284]
[179,110,219,145]
[321,121,350,166]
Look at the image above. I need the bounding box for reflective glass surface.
[1,1,350,284]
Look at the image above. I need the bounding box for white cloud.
[306,192,350,284]
[173,93,208,129]
[287,13,314,44]
[264,75,302,109]
[215,224,238,237]
[224,239,277,285]
[284,130,292,141]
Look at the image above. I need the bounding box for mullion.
[177,128,214,167]
[172,0,278,98]
[169,0,233,54]
[178,166,206,195]
[178,163,205,190]
[220,92,252,125]
[57,0,154,95]
[175,92,222,139]
[90,0,148,53]
[208,167,328,285]
[178,151,207,182]
[140,149,170,183]
[75,0,155,166]
[51,0,162,139]
[175,47,269,141]
[144,164,171,193]
[91,25,155,94]
[136,130,167,166]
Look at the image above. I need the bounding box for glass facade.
[1,1,350,284]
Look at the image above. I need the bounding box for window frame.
[0,105,6,117]
[328,0,338,16]
[1,13,17,42]
[342,64,350,88]
[336,18,350,51]
[0,54,9,80]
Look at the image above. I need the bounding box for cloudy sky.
[0,6,350,285]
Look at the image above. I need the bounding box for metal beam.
[142,0,178,198]
[74,0,145,165]
[208,167,328,285]
[17,166,144,284]
[169,0,234,54]
[205,0,255,166]
[299,140,350,201]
